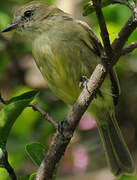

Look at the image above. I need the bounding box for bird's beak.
[0,22,19,33]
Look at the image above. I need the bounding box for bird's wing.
[75,19,103,56]
[76,19,121,105]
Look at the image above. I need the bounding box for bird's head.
[0,1,58,38]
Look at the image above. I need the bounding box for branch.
[120,41,137,56]
[2,149,17,180]
[29,103,58,130]
[92,0,113,57]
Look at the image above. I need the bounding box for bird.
[0,1,134,177]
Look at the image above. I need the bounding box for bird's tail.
[97,112,134,177]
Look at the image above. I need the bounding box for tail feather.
[97,112,134,176]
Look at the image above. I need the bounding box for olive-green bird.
[1,1,134,176]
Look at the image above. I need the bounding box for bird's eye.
[24,10,32,18]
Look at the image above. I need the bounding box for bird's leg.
[79,75,90,92]
[79,75,103,98]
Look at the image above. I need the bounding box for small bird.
[1,1,134,176]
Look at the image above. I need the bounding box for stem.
[120,41,137,56]
[29,103,58,130]
[2,149,17,180]
[92,0,113,58]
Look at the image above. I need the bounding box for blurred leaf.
[95,22,121,43]
[0,90,38,149]
[26,142,48,166]
[117,174,137,180]
[18,175,30,180]
[9,0,33,3]
[7,87,40,138]
[83,0,132,16]
[0,148,3,159]
[0,55,10,77]
[11,106,40,138]
[0,11,11,29]
[8,0,54,4]
[43,0,54,4]
[29,173,36,180]
[0,168,9,180]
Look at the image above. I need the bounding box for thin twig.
[29,103,58,130]
[120,41,137,56]
[2,149,17,180]
[92,0,113,58]
[112,8,137,54]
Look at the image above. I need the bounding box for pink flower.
[72,144,89,173]
[78,114,97,131]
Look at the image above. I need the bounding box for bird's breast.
[32,34,87,104]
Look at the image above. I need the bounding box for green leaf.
[0,90,38,149]
[26,142,48,166]
[7,90,38,104]
[29,173,36,180]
